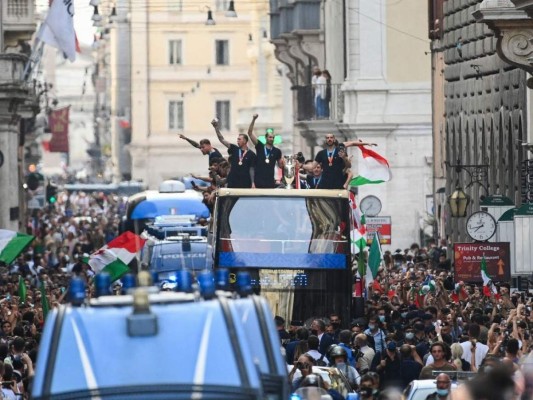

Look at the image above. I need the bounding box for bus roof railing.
[217,188,350,199]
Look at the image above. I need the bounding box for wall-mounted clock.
[360,195,382,217]
[466,211,497,242]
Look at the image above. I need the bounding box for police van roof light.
[215,269,230,291]
[197,271,215,299]
[95,273,111,298]
[176,270,193,293]
[237,272,252,297]
[69,277,86,306]
[121,274,136,294]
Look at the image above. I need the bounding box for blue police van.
[31,271,289,399]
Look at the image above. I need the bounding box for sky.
[36,0,96,45]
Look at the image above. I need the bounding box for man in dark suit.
[311,319,336,356]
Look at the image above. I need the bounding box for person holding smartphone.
[288,354,315,391]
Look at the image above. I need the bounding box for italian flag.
[0,230,35,265]
[349,192,367,255]
[349,146,391,186]
[89,232,146,282]
[481,256,498,297]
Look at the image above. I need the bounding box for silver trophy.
[283,155,296,189]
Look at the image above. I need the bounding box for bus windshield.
[217,196,349,269]
[214,192,353,324]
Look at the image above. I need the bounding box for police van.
[32,271,289,399]
[141,215,212,286]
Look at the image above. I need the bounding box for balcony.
[294,83,344,122]
[2,0,36,44]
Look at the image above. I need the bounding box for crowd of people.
[0,190,123,399]
[274,244,533,399]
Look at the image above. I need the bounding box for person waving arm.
[212,119,231,149]
[247,114,259,146]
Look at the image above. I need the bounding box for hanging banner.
[48,106,70,153]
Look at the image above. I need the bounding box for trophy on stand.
[283,155,296,189]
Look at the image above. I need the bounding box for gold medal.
[265,159,270,164]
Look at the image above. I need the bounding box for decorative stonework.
[474,2,533,73]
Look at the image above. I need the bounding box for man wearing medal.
[212,118,256,188]
[306,162,323,189]
[247,114,283,188]
[313,134,376,189]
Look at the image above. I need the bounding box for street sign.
[366,216,391,245]
[453,242,511,283]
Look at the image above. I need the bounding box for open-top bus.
[211,188,354,324]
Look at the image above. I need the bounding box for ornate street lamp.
[448,186,470,218]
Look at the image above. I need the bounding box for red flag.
[48,106,70,153]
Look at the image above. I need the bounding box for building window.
[216,101,230,131]
[215,0,229,12]
[215,40,229,65]
[169,101,184,131]
[169,40,182,65]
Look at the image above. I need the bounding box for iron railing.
[294,83,344,122]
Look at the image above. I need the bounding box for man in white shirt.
[354,333,375,374]
[460,324,488,369]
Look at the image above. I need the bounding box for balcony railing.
[2,0,35,30]
[294,83,344,122]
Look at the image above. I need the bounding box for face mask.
[378,315,385,322]
[436,389,449,397]
[401,312,408,318]
[405,332,415,340]
[336,362,346,370]
[368,324,376,330]
[331,322,340,328]
[360,387,373,397]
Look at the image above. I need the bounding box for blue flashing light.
[197,271,215,299]
[176,270,193,293]
[95,273,111,297]
[236,271,252,297]
[215,269,230,290]
[69,277,86,306]
[121,274,136,294]
[290,394,302,400]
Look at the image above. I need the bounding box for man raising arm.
[247,114,283,188]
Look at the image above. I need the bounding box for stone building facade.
[430,0,529,244]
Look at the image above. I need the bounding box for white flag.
[37,0,76,62]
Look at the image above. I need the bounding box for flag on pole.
[349,146,392,186]
[366,233,383,288]
[40,281,50,320]
[37,0,77,62]
[89,232,146,282]
[451,281,469,303]
[349,192,367,255]
[0,230,35,265]
[18,276,27,304]
[481,256,498,297]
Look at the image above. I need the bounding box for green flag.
[18,276,27,304]
[40,281,50,320]
[367,233,383,283]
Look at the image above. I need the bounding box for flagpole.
[23,23,45,82]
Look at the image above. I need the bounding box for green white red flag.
[89,232,146,282]
[349,146,391,186]
[0,230,34,265]
[481,256,498,297]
